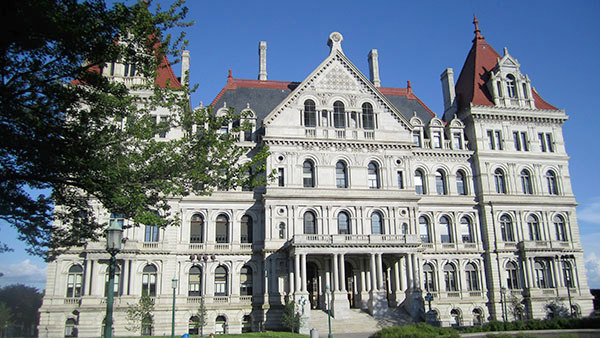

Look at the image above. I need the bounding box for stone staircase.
[306,306,414,337]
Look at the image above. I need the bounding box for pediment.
[263,48,412,132]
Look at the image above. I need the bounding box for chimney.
[368,49,381,87]
[258,41,267,80]
[181,50,190,84]
[441,68,456,116]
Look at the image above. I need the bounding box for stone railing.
[292,234,420,246]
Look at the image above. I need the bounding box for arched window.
[435,170,447,195]
[141,315,152,336]
[500,215,515,242]
[215,316,227,334]
[367,162,380,189]
[401,223,408,235]
[473,308,483,326]
[362,102,374,130]
[66,265,83,298]
[338,211,350,234]
[506,74,517,98]
[520,170,533,195]
[563,261,574,288]
[423,263,436,291]
[303,160,315,187]
[240,266,253,296]
[534,261,547,288]
[189,266,202,297]
[104,265,121,297]
[554,215,567,241]
[371,211,384,235]
[190,214,204,243]
[419,216,430,243]
[506,261,519,289]
[303,211,316,234]
[450,309,462,327]
[214,266,228,296]
[415,169,425,195]
[528,214,541,241]
[189,316,200,335]
[494,169,507,194]
[336,161,348,188]
[216,214,229,243]
[142,265,157,296]
[465,263,479,291]
[439,216,452,243]
[241,215,253,244]
[304,99,316,127]
[279,222,286,239]
[461,217,474,243]
[444,263,457,291]
[333,101,345,128]
[456,171,467,195]
[65,318,77,337]
[546,171,559,195]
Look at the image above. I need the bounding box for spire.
[473,14,485,42]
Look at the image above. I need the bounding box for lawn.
[116,332,309,338]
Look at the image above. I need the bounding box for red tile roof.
[210,70,299,106]
[379,80,436,117]
[155,54,182,88]
[454,16,558,111]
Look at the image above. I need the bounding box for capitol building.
[39,19,593,337]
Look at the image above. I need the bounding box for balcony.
[64,298,81,305]
[292,234,421,247]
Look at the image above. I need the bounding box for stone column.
[340,253,346,292]
[333,254,339,292]
[359,257,369,310]
[412,254,418,289]
[331,253,349,319]
[295,254,301,292]
[84,259,93,296]
[301,254,307,292]
[370,253,377,291]
[376,253,384,291]
[406,254,413,289]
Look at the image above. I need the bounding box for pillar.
[340,253,346,292]
[406,254,413,289]
[376,253,384,291]
[301,254,307,293]
[333,254,339,292]
[370,254,377,291]
[295,254,301,292]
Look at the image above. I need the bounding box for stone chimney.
[258,41,267,80]
[181,50,190,83]
[441,68,456,115]
[368,49,381,87]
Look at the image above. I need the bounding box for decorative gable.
[486,47,536,109]
[263,32,413,143]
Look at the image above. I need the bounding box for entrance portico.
[289,234,423,319]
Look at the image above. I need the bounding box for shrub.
[371,322,459,338]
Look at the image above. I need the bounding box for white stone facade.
[39,29,593,337]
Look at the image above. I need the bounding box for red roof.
[379,80,436,117]
[210,70,298,106]
[454,16,558,111]
[155,54,182,88]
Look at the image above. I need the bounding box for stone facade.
[39,25,593,337]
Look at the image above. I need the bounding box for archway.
[307,262,320,309]
[344,261,355,308]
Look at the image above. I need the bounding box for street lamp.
[104,219,123,338]
[171,276,178,338]
[325,285,332,338]
[500,286,507,323]
[560,254,575,317]
[424,292,434,313]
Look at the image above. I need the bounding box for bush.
[457,316,600,333]
[371,322,459,338]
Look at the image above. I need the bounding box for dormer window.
[333,101,345,128]
[506,74,517,98]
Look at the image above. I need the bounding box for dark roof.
[454,17,557,112]
[210,74,435,125]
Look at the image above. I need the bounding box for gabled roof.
[155,54,182,88]
[454,16,558,111]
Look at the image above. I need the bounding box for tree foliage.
[125,294,155,334]
[281,301,302,338]
[0,285,42,337]
[0,302,13,337]
[0,0,269,259]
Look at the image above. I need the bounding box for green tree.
[125,294,155,334]
[281,300,303,338]
[545,298,570,319]
[0,285,42,337]
[0,0,269,259]
[507,293,525,321]
[192,301,208,337]
[0,302,13,337]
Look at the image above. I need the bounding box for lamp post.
[500,286,507,323]
[104,219,123,338]
[171,276,178,338]
[325,285,332,338]
[560,254,575,317]
[424,292,434,312]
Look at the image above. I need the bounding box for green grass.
[115,332,309,338]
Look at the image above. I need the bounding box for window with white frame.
[538,132,554,152]
[304,99,317,127]
[362,102,374,130]
[214,266,228,296]
[433,131,442,148]
[240,266,253,296]
[506,74,517,98]
[188,266,202,296]
[461,217,474,243]
[413,131,422,147]
[423,263,436,291]
[563,261,575,288]
[528,214,541,241]
[104,265,121,297]
[487,130,503,150]
[397,171,404,189]
[506,261,519,289]
[241,215,253,244]
[554,215,567,241]
[419,216,430,243]
[333,101,345,128]
[303,160,315,188]
[546,170,559,195]
[456,170,467,195]
[435,170,447,195]
[520,169,533,195]
[216,214,229,243]
[190,214,204,243]
[439,216,452,243]
[453,133,462,149]
[513,131,528,151]
[465,263,480,291]
[142,265,157,296]
[415,169,425,195]
[494,169,507,194]
[66,265,83,298]
[444,263,458,291]
[500,214,515,242]
[303,211,316,234]
[371,211,384,235]
[338,211,351,234]
[367,162,380,189]
[336,161,348,188]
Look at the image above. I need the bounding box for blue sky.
[1,0,599,290]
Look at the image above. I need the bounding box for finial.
[407,80,412,93]
[228,69,233,79]
[473,14,485,41]
[327,32,344,55]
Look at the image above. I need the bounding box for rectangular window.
[433,131,442,148]
[158,116,168,138]
[494,130,503,150]
[521,132,528,151]
[513,131,521,151]
[413,132,422,147]
[278,168,284,187]
[539,132,554,152]
[397,171,404,189]
[546,133,554,152]
[487,130,495,150]
[453,133,462,149]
